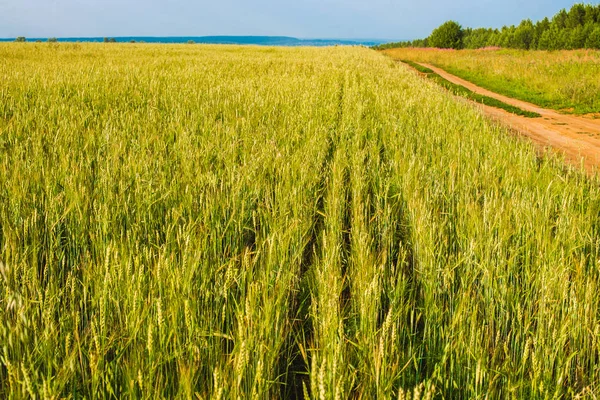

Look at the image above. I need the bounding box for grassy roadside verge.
[399,60,541,118]
[439,64,599,115]
[384,49,600,115]
[441,65,564,111]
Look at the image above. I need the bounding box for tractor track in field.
[414,62,600,174]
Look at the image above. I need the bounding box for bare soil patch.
[417,63,600,174]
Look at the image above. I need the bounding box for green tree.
[429,20,464,49]
[583,4,598,24]
[187,40,196,44]
[566,3,586,28]
[498,25,516,48]
[48,37,58,43]
[103,37,109,43]
[568,27,586,49]
[553,9,569,29]
[558,28,571,49]
[533,17,551,49]
[514,19,534,49]
[108,38,117,43]
[462,28,495,49]
[586,26,600,49]
[537,30,552,50]
[487,31,501,47]
[14,36,26,42]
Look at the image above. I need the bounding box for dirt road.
[417,62,600,174]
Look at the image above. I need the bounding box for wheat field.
[1,43,600,398]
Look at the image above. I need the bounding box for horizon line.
[0,35,398,42]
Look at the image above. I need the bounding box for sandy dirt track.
[416,62,600,174]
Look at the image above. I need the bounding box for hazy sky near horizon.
[0,0,582,40]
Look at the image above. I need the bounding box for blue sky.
[0,0,583,40]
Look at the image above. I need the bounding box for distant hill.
[0,35,387,47]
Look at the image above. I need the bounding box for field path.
[417,62,600,173]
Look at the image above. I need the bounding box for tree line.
[375,3,600,50]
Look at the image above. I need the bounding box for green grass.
[399,59,434,74]
[441,64,574,112]
[386,48,600,115]
[399,60,541,118]
[1,43,600,399]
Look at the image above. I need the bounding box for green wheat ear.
[0,43,598,399]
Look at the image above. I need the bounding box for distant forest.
[376,3,600,50]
